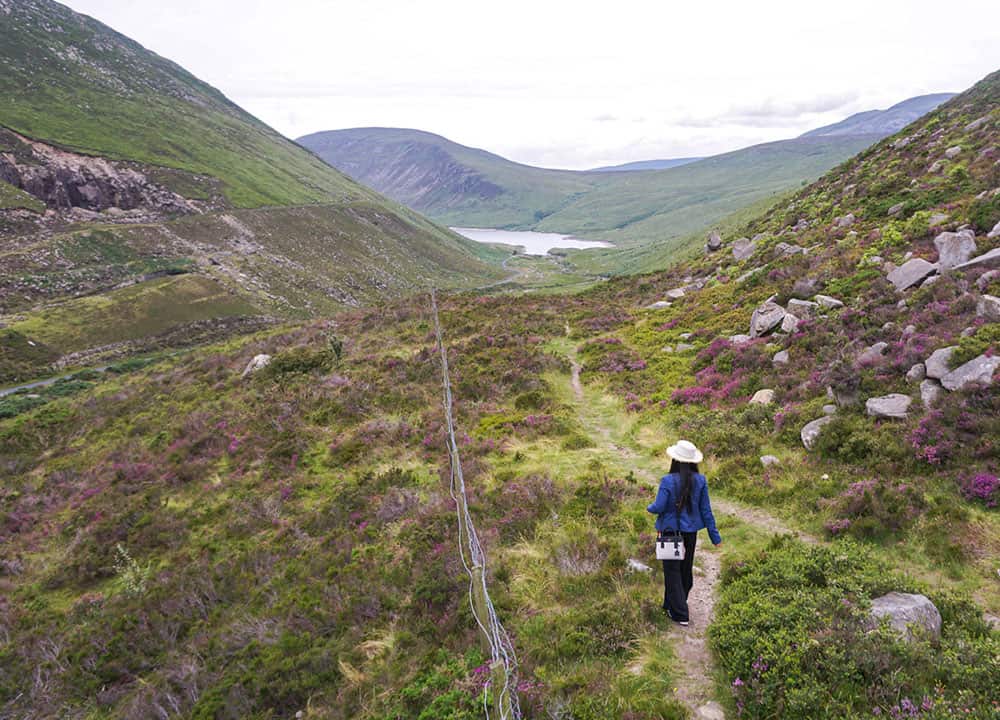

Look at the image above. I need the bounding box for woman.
[647,439,722,626]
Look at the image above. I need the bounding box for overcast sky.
[62,0,1000,170]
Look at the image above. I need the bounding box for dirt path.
[555,342,815,720]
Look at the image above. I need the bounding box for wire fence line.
[430,290,523,720]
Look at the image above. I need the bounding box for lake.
[451,227,612,255]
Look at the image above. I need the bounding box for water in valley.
[451,227,612,255]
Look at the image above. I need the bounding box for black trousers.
[661,531,698,622]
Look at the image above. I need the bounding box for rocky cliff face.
[0,129,198,218]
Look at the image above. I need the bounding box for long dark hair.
[669,459,699,511]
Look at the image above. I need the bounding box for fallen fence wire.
[431,290,522,720]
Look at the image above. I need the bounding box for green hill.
[0,0,503,383]
[2,67,998,720]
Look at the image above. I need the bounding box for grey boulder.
[732,237,756,261]
[977,294,1000,321]
[801,416,834,450]
[925,346,957,379]
[857,342,888,365]
[760,455,780,467]
[920,379,944,408]
[706,230,723,252]
[865,393,912,419]
[750,302,786,337]
[868,592,942,642]
[934,230,977,271]
[887,258,937,291]
[241,354,272,378]
[941,354,1000,391]
[781,313,800,333]
[988,220,1000,239]
[906,363,926,382]
[773,350,790,365]
[787,298,818,318]
[954,248,1000,271]
[750,388,775,405]
[813,294,844,309]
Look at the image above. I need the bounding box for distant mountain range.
[801,93,955,137]
[589,158,704,172]
[298,94,951,260]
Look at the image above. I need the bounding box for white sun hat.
[666,439,703,464]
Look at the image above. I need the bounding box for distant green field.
[10,274,259,353]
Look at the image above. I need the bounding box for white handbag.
[656,532,685,560]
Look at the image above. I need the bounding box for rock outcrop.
[940,354,1000,391]
[887,258,937,291]
[749,301,786,337]
[933,230,977,271]
[868,592,942,642]
[801,416,833,450]
[866,393,912,418]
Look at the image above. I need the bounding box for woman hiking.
[647,439,722,626]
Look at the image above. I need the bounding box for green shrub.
[711,537,998,720]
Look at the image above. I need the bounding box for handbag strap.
[673,475,682,534]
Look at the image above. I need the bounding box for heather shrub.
[820,477,926,540]
[712,537,998,720]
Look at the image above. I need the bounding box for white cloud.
[62,0,1000,169]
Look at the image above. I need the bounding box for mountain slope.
[801,92,955,138]
[589,157,703,172]
[297,127,605,227]
[0,0,503,383]
[1,69,997,720]
[300,99,944,259]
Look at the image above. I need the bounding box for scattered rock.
[787,298,818,318]
[772,350,789,365]
[774,242,806,257]
[857,342,888,365]
[813,294,844,309]
[661,345,675,353]
[925,346,958,380]
[921,275,940,288]
[675,343,695,352]
[666,288,686,300]
[944,145,962,159]
[978,295,1000,321]
[893,136,912,150]
[760,455,780,467]
[887,258,937,291]
[887,202,905,217]
[965,116,988,132]
[792,277,819,299]
[822,404,838,416]
[934,230,978,271]
[868,592,942,642]
[866,393,912,419]
[750,389,775,405]
[928,213,950,227]
[906,363,926,382]
[928,160,944,174]
[941,354,1000,391]
[645,300,672,310]
[679,332,693,340]
[977,269,1000,291]
[241,354,272,378]
[729,334,752,344]
[697,702,727,720]
[960,327,976,337]
[781,313,800,333]
[988,220,1000,239]
[954,248,1000,271]
[801,416,834,450]
[732,237,756,261]
[706,230,723,252]
[920,379,944,408]
[627,558,652,573]
[749,301,786,338]
[836,213,856,228]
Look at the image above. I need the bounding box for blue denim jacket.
[647,472,722,545]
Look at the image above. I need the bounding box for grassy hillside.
[0,0,369,207]
[0,1,505,383]
[2,70,998,720]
